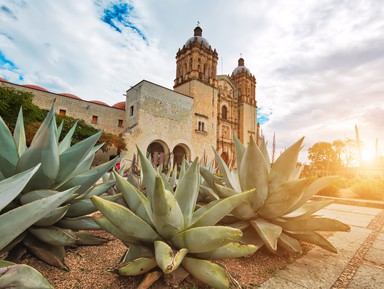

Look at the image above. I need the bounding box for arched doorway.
[147,140,169,168]
[172,144,191,168]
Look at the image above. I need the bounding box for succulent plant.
[0,260,53,289]
[202,134,350,254]
[91,147,257,289]
[0,106,120,268]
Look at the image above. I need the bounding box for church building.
[123,25,259,167]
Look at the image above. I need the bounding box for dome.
[0,77,9,83]
[184,26,210,49]
[23,84,49,92]
[232,58,252,76]
[112,101,125,110]
[89,100,109,106]
[60,93,82,100]
[185,36,210,48]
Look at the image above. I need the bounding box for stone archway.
[172,144,191,168]
[147,140,170,168]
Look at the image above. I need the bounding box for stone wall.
[123,80,195,163]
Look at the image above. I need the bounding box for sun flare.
[361,148,376,161]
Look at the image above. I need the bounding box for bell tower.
[231,57,258,143]
[174,26,218,89]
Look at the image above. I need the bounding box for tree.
[308,141,342,175]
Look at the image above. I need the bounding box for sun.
[361,148,376,161]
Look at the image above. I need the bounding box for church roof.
[184,26,210,49]
[89,100,109,106]
[0,77,9,83]
[112,101,125,110]
[22,84,49,92]
[232,58,252,76]
[60,93,82,100]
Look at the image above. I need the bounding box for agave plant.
[201,134,350,254]
[0,260,53,289]
[0,106,120,268]
[91,147,258,289]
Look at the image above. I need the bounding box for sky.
[1,0,383,163]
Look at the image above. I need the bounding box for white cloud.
[0,0,383,162]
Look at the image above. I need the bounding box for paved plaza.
[258,202,384,289]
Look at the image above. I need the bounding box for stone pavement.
[258,202,384,289]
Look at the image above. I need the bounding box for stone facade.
[0,25,260,168]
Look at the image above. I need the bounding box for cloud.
[0,0,383,162]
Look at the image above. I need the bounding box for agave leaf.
[213,147,241,192]
[199,167,222,195]
[13,107,27,157]
[71,143,104,176]
[286,176,339,214]
[17,115,60,189]
[273,217,350,232]
[285,230,337,253]
[65,194,121,218]
[269,137,304,192]
[78,179,116,199]
[258,179,309,219]
[258,137,271,173]
[121,243,154,263]
[239,136,269,210]
[137,147,157,201]
[292,165,304,180]
[23,235,68,270]
[154,240,188,274]
[278,232,302,254]
[179,158,186,180]
[29,226,77,247]
[233,133,246,169]
[58,121,78,154]
[20,186,78,204]
[171,226,242,253]
[191,189,255,227]
[231,199,258,220]
[199,185,220,201]
[0,262,53,288]
[91,196,161,243]
[160,173,174,192]
[174,158,199,227]
[0,164,40,212]
[56,131,102,182]
[30,105,55,147]
[195,242,258,259]
[250,218,282,252]
[282,200,334,221]
[113,171,152,225]
[0,188,75,250]
[240,227,265,248]
[57,121,64,140]
[214,183,238,198]
[181,257,230,289]
[58,215,100,231]
[56,157,119,195]
[0,117,19,177]
[118,257,157,276]
[35,205,70,227]
[0,232,27,256]
[92,213,139,244]
[152,177,184,239]
[73,232,108,245]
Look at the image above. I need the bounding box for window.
[118,119,123,127]
[221,106,227,120]
[130,105,134,117]
[197,121,205,132]
[92,115,98,124]
[59,109,66,116]
[201,122,205,131]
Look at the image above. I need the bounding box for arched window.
[221,106,228,120]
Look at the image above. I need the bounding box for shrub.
[352,179,384,201]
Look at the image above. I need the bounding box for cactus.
[0,106,120,268]
[91,147,256,288]
[202,134,350,254]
